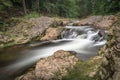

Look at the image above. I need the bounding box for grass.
[62,57,102,80]
[24,12,40,19]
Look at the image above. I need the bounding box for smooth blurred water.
[0,26,107,80]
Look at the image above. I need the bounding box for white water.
[0,26,107,78]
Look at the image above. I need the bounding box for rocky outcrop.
[40,27,62,41]
[73,15,117,29]
[8,16,55,44]
[97,13,120,80]
[16,50,78,80]
[0,16,55,48]
[0,16,72,48]
[51,18,71,27]
[0,32,13,44]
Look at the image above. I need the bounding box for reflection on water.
[0,45,28,67]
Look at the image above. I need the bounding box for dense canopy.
[0,0,120,18]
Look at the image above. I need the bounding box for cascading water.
[0,26,107,80]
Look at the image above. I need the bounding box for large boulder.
[16,50,78,80]
[40,27,62,41]
[0,16,55,48]
[73,15,117,29]
[8,16,55,44]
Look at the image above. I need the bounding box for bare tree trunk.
[23,0,27,14]
[37,0,39,12]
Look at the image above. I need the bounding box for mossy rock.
[62,56,102,80]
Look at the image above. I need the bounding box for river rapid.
[0,25,107,80]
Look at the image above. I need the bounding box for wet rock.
[18,50,78,80]
[40,27,62,41]
[98,30,106,37]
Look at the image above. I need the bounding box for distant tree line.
[0,0,120,18]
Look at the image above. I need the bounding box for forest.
[0,0,120,18]
[0,0,120,80]
[0,0,119,31]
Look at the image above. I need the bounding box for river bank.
[0,16,70,48]
[0,14,118,80]
[0,15,116,48]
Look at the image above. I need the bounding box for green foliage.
[0,0,13,10]
[39,0,120,17]
[62,61,97,80]
[62,58,102,80]
[10,17,23,25]
[12,0,22,3]
[24,12,40,19]
[2,0,13,7]
[39,0,78,18]
[0,5,4,10]
[77,0,92,17]
[11,17,20,22]
[0,0,120,17]
[90,0,120,15]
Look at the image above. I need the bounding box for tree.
[22,0,27,14]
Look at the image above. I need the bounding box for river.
[0,25,107,80]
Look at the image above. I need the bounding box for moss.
[2,40,18,48]
[0,42,15,48]
[62,57,102,80]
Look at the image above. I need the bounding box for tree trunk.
[37,0,39,12]
[23,0,27,14]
